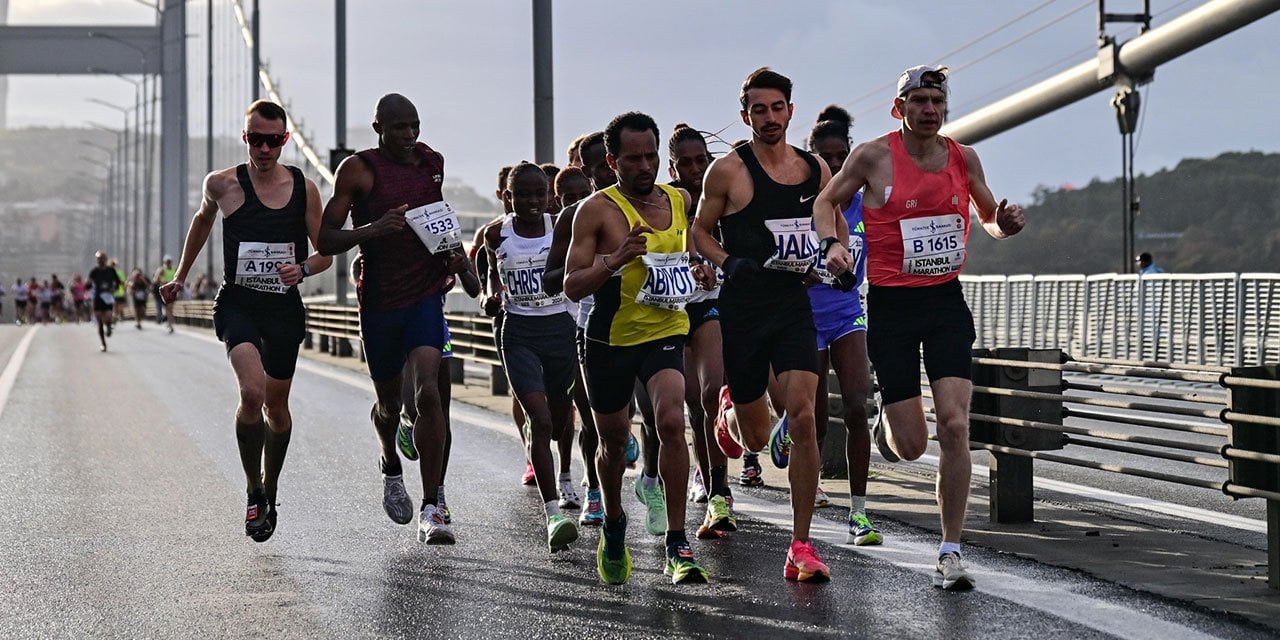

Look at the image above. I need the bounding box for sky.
[7,0,1280,209]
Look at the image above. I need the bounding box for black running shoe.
[245,489,274,542]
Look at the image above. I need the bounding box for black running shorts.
[866,279,976,405]
[214,286,307,380]
[499,311,576,398]
[718,290,820,405]
[583,335,684,414]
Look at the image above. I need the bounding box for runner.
[70,273,88,323]
[88,253,120,352]
[693,67,834,583]
[154,256,177,333]
[128,268,151,329]
[485,161,581,551]
[564,111,708,585]
[161,99,332,542]
[110,260,126,324]
[814,65,1026,589]
[13,278,27,325]
[668,123,737,538]
[49,275,65,323]
[318,92,469,545]
[784,105,883,544]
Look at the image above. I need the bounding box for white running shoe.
[558,478,582,510]
[933,552,975,590]
[417,504,456,545]
[382,474,414,525]
[814,487,833,508]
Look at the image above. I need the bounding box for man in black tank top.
[161,100,331,543]
[692,67,836,584]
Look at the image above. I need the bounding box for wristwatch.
[300,262,312,278]
[818,236,841,257]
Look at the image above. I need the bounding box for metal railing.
[961,273,1280,367]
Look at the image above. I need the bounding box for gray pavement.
[0,323,1277,639]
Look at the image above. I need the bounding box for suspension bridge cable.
[229,0,335,185]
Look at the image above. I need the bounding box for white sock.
[940,541,962,557]
[384,473,402,482]
[641,473,660,490]
[849,495,866,515]
[544,500,561,519]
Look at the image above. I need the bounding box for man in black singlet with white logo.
[162,100,332,542]
[693,67,836,583]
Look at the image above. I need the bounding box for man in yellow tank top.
[565,111,708,586]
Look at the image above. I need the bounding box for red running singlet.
[863,131,971,288]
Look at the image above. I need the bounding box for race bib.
[636,252,695,311]
[814,235,863,286]
[762,217,817,273]
[502,253,565,309]
[98,292,115,304]
[900,214,966,276]
[236,241,295,294]
[405,200,462,254]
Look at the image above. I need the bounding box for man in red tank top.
[318,93,471,546]
[815,65,1026,591]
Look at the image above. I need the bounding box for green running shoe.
[847,512,883,546]
[705,494,737,533]
[664,542,709,585]
[397,411,419,461]
[596,531,632,585]
[634,479,667,536]
[547,513,579,552]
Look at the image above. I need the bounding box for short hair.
[245,99,287,123]
[808,105,853,151]
[740,67,793,109]
[374,93,416,123]
[554,165,589,193]
[566,133,591,166]
[581,131,605,154]
[668,123,708,162]
[497,165,514,192]
[540,163,560,183]
[505,161,548,192]
[604,112,660,158]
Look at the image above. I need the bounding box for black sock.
[380,455,402,477]
[710,465,729,497]
[665,529,688,551]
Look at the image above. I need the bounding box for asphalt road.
[0,323,1273,639]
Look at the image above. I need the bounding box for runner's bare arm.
[816,143,877,274]
[164,172,226,302]
[281,178,334,286]
[482,224,505,315]
[690,159,733,269]
[455,249,483,298]
[542,203,576,296]
[316,155,408,256]
[965,146,1025,239]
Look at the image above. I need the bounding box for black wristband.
[818,236,841,258]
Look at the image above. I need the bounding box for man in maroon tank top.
[162,100,332,542]
[318,93,470,546]
[815,66,1026,590]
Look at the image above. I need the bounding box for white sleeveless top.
[496,213,568,317]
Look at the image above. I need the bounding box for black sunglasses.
[243,131,290,148]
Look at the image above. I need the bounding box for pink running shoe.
[784,539,831,583]
[714,385,744,459]
[521,463,537,486]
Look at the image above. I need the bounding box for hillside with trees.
[965,151,1280,275]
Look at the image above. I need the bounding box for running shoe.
[871,401,900,463]
[664,541,709,584]
[397,410,419,461]
[847,512,883,546]
[784,539,831,583]
[596,521,632,585]
[934,552,975,590]
[713,385,744,459]
[634,479,667,536]
[521,462,537,486]
[579,488,604,526]
[625,431,639,467]
[437,488,452,524]
[245,489,274,542]
[547,513,579,552]
[814,487,833,508]
[417,504,456,545]
[558,478,582,510]
[705,494,737,533]
[688,468,709,504]
[739,453,764,487]
[382,473,414,525]
[768,415,791,469]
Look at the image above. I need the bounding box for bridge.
[3,1,1280,638]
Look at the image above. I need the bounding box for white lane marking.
[729,493,1223,640]
[913,454,1266,534]
[0,326,39,422]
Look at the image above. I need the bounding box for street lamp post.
[87,98,138,270]
[81,150,117,256]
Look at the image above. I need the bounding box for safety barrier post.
[971,348,1066,523]
[1226,365,1280,589]
[490,365,508,396]
[449,357,465,384]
